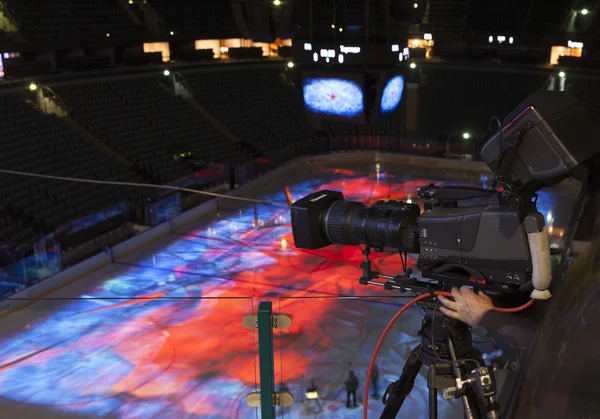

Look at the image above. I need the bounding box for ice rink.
[0,161,578,418]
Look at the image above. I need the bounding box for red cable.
[363,292,535,418]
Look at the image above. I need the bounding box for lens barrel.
[323,199,420,253]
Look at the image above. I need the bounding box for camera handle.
[418,185,497,210]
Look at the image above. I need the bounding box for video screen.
[380,75,405,113]
[303,73,365,122]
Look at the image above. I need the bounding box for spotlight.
[339,27,343,32]
[409,62,417,69]
[273,0,281,5]
[559,71,566,78]
[331,24,335,29]
[581,8,589,15]
[462,132,471,140]
[163,70,171,76]
[413,2,418,8]
[170,31,174,36]
[287,61,294,68]
[106,33,111,37]
[29,83,37,91]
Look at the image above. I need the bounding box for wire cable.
[363,292,535,418]
[0,168,286,206]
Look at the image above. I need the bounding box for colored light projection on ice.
[303,77,364,118]
[381,75,404,113]
[0,167,574,418]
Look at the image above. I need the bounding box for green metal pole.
[257,301,275,418]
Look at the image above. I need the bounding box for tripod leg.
[429,386,437,419]
[380,345,423,419]
[426,364,439,419]
[463,390,481,419]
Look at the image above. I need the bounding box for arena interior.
[0,0,599,418]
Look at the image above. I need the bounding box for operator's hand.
[438,287,494,328]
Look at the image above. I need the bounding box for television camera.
[289,91,600,419]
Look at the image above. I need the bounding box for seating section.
[417,67,547,143]
[3,0,147,42]
[465,0,530,33]
[147,0,238,38]
[293,0,335,32]
[0,203,33,247]
[524,0,571,41]
[52,76,249,184]
[569,77,600,122]
[186,65,315,154]
[294,0,401,39]
[326,110,405,140]
[0,93,145,246]
[423,0,469,35]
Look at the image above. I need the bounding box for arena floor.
[0,161,577,419]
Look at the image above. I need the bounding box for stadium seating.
[326,109,405,141]
[569,76,600,122]
[524,0,571,41]
[417,66,548,142]
[465,0,530,33]
[423,0,469,35]
[52,76,249,185]
[185,65,315,154]
[293,0,334,34]
[147,0,239,38]
[3,0,147,42]
[0,92,145,245]
[293,0,401,40]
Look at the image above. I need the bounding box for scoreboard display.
[301,70,407,124]
[380,75,405,113]
[292,42,410,67]
[302,71,366,123]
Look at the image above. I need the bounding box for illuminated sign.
[339,45,361,54]
[567,40,584,49]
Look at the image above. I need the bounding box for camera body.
[291,189,538,289]
[290,91,600,292]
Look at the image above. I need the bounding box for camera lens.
[322,199,420,252]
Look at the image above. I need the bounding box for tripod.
[357,246,502,418]
[379,302,501,419]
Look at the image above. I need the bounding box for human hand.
[438,287,494,328]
